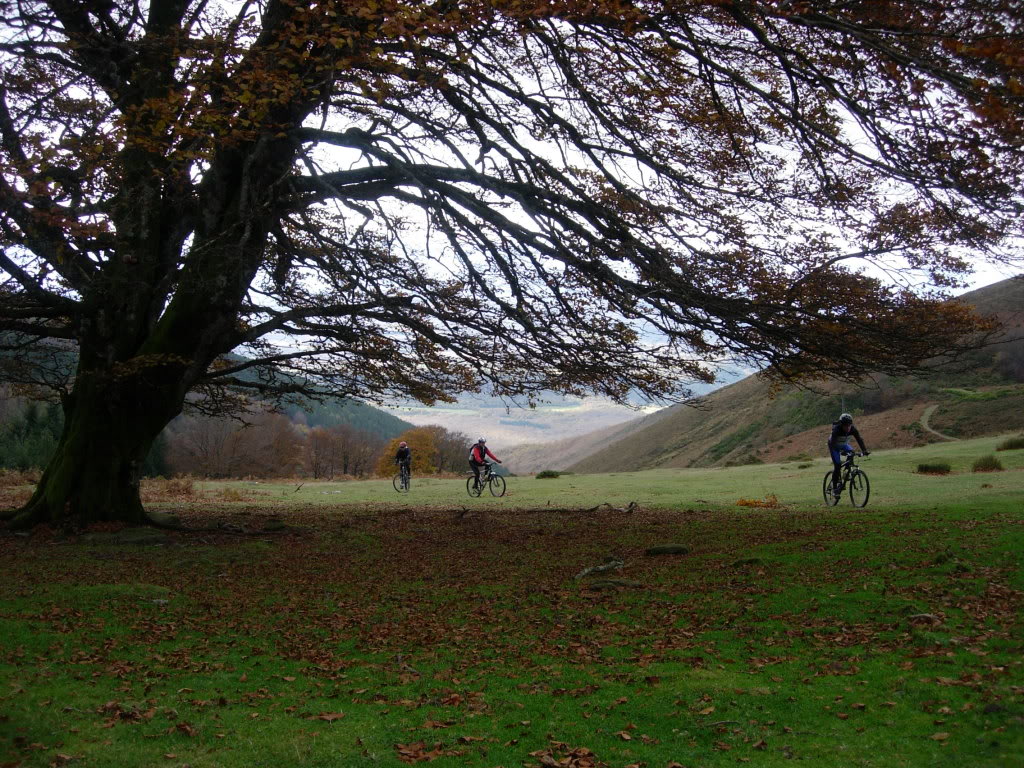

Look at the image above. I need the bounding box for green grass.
[1,434,1022,767]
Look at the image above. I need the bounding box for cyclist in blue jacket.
[828,413,869,498]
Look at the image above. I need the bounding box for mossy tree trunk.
[7,359,186,530]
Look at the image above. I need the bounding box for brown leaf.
[175,722,196,737]
[310,712,345,722]
[931,733,950,741]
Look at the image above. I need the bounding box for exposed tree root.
[544,500,640,515]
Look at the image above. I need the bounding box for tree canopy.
[1,0,1022,527]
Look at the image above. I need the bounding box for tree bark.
[4,363,184,530]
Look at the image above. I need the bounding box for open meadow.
[1,435,1022,767]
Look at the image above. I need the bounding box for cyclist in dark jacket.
[395,441,411,472]
[468,437,501,488]
[828,413,869,496]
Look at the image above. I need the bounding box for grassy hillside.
[501,407,664,474]
[570,276,1024,474]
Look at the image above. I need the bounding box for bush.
[0,468,41,488]
[917,462,951,475]
[141,475,196,501]
[996,436,1024,452]
[536,470,561,479]
[972,455,1004,473]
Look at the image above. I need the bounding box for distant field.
[0,434,1022,767]
[158,431,1024,515]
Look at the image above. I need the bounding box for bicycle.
[393,462,411,493]
[822,451,869,507]
[467,461,506,497]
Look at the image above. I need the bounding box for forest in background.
[0,389,482,480]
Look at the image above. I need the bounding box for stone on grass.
[586,578,643,590]
[644,545,689,556]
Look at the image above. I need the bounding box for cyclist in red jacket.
[468,437,501,489]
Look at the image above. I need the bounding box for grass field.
[1,435,1022,767]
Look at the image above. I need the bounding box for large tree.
[1,1,1022,528]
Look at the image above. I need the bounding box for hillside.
[501,409,662,474]
[568,276,1024,474]
[287,397,412,438]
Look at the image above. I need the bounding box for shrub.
[996,436,1024,452]
[916,462,951,475]
[141,475,196,501]
[972,455,1004,472]
[536,470,561,479]
[0,468,41,488]
[797,462,812,469]
[216,486,246,501]
[736,494,781,508]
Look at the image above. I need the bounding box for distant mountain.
[500,413,659,474]
[287,397,412,438]
[393,391,663,449]
[563,276,1024,474]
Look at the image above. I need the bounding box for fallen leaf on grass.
[931,733,950,741]
[394,741,460,764]
[308,712,345,722]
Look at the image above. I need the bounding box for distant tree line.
[1,388,468,480]
[375,426,473,478]
[0,395,62,471]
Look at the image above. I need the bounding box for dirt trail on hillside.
[920,404,959,441]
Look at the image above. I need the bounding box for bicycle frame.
[824,451,869,507]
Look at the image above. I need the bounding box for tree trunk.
[4,367,182,530]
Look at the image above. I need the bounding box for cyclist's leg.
[829,444,843,491]
[469,460,481,487]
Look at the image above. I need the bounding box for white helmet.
[839,413,853,424]
[477,437,486,443]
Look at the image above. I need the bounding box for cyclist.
[828,413,869,498]
[394,440,411,478]
[468,437,501,489]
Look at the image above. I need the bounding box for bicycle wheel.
[822,471,840,506]
[393,473,408,493]
[848,469,870,507]
[466,476,482,497]
[488,474,506,497]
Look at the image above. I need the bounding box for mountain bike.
[393,462,411,493]
[467,461,506,497]
[823,451,869,507]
